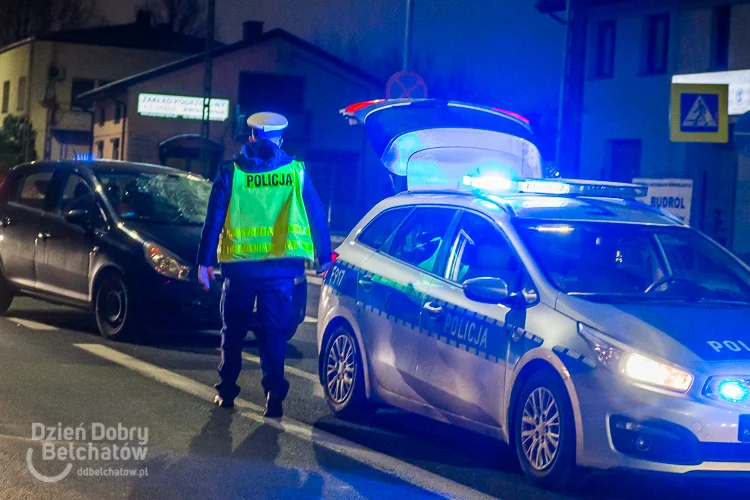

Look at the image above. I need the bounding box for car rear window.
[13,171,53,210]
[357,207,412,250]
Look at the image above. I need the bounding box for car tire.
[0,277,13,315]
[514,370,584,490]
[322,326,372,419]
[94,272,138,341]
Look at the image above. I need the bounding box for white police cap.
[246,112,288,132]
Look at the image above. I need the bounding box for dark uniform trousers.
[215,276,293,402]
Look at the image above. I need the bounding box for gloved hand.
[198,265,215,291]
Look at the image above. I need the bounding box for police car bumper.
[576,370,750,473]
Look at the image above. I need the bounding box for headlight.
[143,242,191,281]
[578,324,693,393]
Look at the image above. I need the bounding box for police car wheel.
[323,327,369,418]
[95,273,138,341]
[514,370,582,490]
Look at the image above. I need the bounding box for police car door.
[357,206,458,401]
[417,210,526,428]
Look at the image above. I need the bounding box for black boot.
[214,394,235,408]
[264,393,283,418]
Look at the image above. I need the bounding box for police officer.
[197,112,331,417]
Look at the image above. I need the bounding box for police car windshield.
[515,221,750,304]
[95,172,211,225]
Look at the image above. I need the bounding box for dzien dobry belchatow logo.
[26,423,149,483]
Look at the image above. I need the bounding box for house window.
[70,78,95,110]
[98,106,106,127]
[712,5,731,70]
[1,81,9,113]
[96,141,104,159]
[111,138,120,160]
[642,13,670,74]
[593,21,616,79]
[114,104,121,124]
[17,77,26,111]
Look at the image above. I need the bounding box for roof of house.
[77,28,382,102]
[0,13,217,56]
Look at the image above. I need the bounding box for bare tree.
[0,0,99,46]
[144,0,205,35]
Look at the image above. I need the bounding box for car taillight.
[322,252,339,278]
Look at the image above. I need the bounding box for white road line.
[303,316,317,323]
[74,343,495,500]
[5,318,58,331]
[306,275,323,286]
[241,352,324,398]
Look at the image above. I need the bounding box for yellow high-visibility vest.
[217,160,314,263]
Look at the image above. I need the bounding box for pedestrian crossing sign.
[670,83,728,143]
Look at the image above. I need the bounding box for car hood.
[556,294,750,363]
[341,99,542,187]
[124,222,203,265]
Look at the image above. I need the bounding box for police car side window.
[357,207,412,250]
[385,207,455,274]
[447,212,523,290]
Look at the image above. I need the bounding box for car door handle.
[422,301,443,316]
[358,276,374,289]
[38,231,52,240]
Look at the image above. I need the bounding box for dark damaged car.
[0,160,306,340]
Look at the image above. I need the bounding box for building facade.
[0,11,208,164]
[80,25,390,234]
[538,0,750,259]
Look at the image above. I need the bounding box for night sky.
[104,0,564,120]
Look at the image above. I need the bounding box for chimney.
[136,10,153,28]
[243,21,264,42]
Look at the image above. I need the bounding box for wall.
[0,42,33,161]
[26,41,194,161]
[579,0,750,255]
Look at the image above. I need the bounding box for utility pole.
[556,0,587,178]
[402,0,414,71]
[200,0,216,173]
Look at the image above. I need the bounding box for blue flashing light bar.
[717,379,750,403]
[461,175,648,199]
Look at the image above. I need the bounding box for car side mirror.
[463,277,528,307]
[64,209,91,227]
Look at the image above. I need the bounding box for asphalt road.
[1,279,749,499]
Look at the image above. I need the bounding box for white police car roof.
[382,189,683,226]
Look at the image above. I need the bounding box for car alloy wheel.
[521,387,561,471]
[326,334,356,404]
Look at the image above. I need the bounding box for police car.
[316,99,750,488]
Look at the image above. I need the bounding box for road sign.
[633,178,694,225]
[386,72,428,99]
[670,83,728,143]
[734,111,750,157]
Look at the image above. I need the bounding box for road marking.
[5,318,58,331]
[240,351,324,398]
[75,343,495,500]
[303,316,317,323]
[306,275,323,286]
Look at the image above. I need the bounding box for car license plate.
[739,415,750,442]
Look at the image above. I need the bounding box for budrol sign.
[633,178,694,225]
